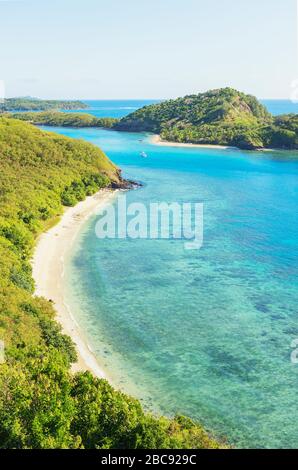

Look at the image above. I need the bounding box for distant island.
[115,88,298,151]
[1,97,88,112]
[5,88,298,151]
[9,111,118,128]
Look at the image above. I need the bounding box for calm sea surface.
[65,100,161,118]
[42,99,298,448]
[63,98,298,117]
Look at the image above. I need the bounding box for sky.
[0,0,297,99]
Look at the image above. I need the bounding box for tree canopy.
[9,90,298,150]
[115,88,298,150]
[9,111,119,129]
[1,97,88,112]
[0,118,223,449]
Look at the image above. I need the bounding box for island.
[0,116,223,449]
[8,111,118,128]
[9,89,298,151]
[0,97,88,111]
[115,88,298,151]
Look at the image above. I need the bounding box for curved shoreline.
[150,134,237,150]
[150,134,282,152]
[32,189,118,379]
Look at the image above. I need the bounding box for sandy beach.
[150,134,236,150]
[32,190,117,379]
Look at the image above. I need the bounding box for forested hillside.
[9,90,298,151]
[0,118,222,449]
[9,111,118,128]
[115,88,298,150]
[0,97,88,111]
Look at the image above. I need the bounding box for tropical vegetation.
[8,90,298,151]
[0,117,222,449]
[9,111,118,129]
[115,88,298,150]
[0,97,88,112]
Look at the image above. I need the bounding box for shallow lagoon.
[43,124,298,448]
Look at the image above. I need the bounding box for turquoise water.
[42,124,298,449]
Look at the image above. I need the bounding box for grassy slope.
[0,118,223,449]
[0,116,120,361]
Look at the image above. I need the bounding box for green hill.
[115,88,298,150]
[0,118,222,449]
[9,91,298,151]
[8,111,118,129]
[0,97,88,112]
[267,114,298,149]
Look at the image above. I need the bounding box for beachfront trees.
[0,362,222,449]
[9,111,119,129]
[0,117,222,449]
[114,88,298,150]
[9,91,298,151]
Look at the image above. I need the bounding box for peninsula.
[9,111,118,128]
[10,89,298,151]
[115,88,298,150]
[0,117,222,449]
[0,97,88,112]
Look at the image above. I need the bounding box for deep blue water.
[62,99,298,118]
[261,100,298,116]
[64,100,161,118]
[40,99,298,448]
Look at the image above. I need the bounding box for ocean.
[63,99,298,117]
[65,100,161,118]
[41,99,298,448]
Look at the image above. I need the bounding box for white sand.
[32,190,117,378]
[150,134,236,150]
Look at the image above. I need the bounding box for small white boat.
[140,151,148,158]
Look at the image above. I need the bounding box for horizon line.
[4,96,295,101]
